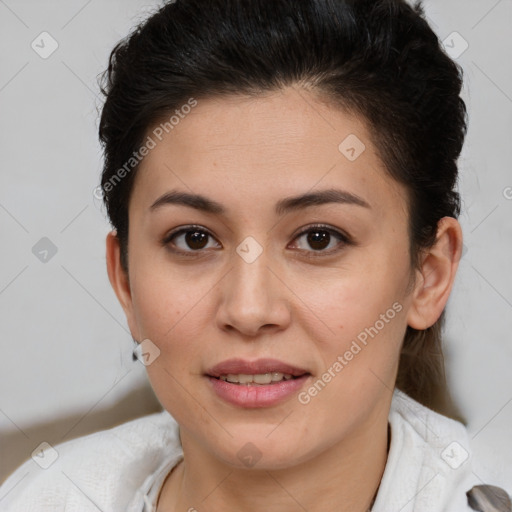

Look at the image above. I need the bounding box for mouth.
[206,357,311,381]
[205,358,311,407]
[211,372,306,385]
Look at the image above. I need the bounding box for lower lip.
[206,375,310,408]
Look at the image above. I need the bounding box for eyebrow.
[149,188,371,216]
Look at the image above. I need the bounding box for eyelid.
[162,224,213,241]
[292,223,351,243]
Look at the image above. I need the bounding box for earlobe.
[406,217,463,330]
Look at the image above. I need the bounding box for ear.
[105,230,140,340]
[407,217,463,330]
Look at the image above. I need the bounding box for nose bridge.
[216,237,289,335]
[234,242,270,298]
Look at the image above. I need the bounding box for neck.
[158,410,390,512]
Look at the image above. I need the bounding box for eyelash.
[161,223,353,259]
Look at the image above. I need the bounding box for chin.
[210,435,312,471]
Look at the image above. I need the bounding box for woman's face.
[112,87,419,469]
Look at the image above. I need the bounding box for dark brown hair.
[97,0,468,419]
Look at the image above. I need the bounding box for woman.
[0,0,510,511]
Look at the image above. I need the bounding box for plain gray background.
[0,0,511,489]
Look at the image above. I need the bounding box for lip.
[206,358,309,378]
[205,358,311,408]
[206,358,309,377]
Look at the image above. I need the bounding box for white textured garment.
[0,389,509,511]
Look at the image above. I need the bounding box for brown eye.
[163,226,220,254]
[292,224,352,256]
[305,230,331,251]
[182,230,209,250]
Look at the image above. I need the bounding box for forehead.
[129,87,407,219]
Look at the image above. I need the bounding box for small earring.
[132,337,140,362]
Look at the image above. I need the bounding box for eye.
[162,223,352,258]
[290,224,352,257]
[162,225,220,255]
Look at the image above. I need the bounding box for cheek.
[130,263,204,345]
[297,267,399,330]
[298,258,408,363]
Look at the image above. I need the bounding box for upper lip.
[206,358,310,378]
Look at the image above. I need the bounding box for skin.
[106,86,463,512]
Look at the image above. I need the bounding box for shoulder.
[378,389,512,512]
[389,388,471,451]
[0,410,182,512]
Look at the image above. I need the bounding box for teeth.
[219,372,295,384]
[255,373,275,384]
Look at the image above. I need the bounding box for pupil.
[308,230,330,250]
[186,231,208,249]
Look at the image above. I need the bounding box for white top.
[0,388,509,511]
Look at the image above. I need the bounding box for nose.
[215,244,291,338]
